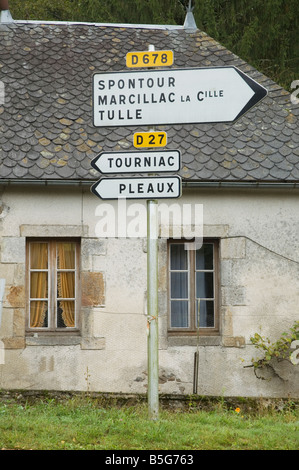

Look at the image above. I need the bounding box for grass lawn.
[0,396,298,450]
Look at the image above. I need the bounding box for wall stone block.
[81,238,106,271]
[221,237,246,259]
[81,271,105,307]
[221,286,246,306]
[222,336,245,348]
[6,285,25,308]
[1,237,25,263]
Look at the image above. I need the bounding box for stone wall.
[0,184,298,397]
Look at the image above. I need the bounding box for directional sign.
[91,150,180,174]
[133,131,167,148]
[93,66,267,127]
[91,176,182,200]
[126,50,173,68]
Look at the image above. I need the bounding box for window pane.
[171,272,188,299]
[57,272,75,299]
[196,272,214,298]
[170,244,188,270]
[196,244,213,270]
[57,301,75,328]
[171,300,189,327]
[57,243,75,269]
[196,300,214,327]
[30,243,48,269]
[30,301,48,328]
[30,272,48,298]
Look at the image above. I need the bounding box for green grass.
[0,397,298,450]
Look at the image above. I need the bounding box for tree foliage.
[192,0,298,90]
[9,0,298,89]
[9,0,186,24]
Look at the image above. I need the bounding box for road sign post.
[147,197,159,420]
[91,45,267,421]
[146,45,160,421]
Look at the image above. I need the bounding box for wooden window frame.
[168,238,220,336]
[26,238,81,335]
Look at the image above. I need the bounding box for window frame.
[26,238,81,335]
[168,238,220,336]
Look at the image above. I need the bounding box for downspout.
[0,279,5,365]
[193,300,200,394]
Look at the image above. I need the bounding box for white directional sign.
[91,176,182,200]
[93,66,267,127]
[91,150,180,174]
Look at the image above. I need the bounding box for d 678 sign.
[126,50,173,68]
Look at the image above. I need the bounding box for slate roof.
[0,19,298,184]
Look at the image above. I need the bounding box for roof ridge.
[11,19,184,30]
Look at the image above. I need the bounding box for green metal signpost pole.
[147,197,159,420]
[146,44,159,420]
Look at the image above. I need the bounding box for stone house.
[0,6,298,397]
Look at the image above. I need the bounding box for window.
[168,240,219,335]
[27,240,80,331]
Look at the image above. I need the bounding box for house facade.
[0,8,298,397]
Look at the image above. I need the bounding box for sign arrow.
[91,176,182,200]
[93,66,267,127]
[91,150,181,174]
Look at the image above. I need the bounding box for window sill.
[25,334,81,347]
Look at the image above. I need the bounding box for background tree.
[9,0,298,90]
[192,0,298,90]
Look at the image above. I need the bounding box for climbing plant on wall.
[245,321,299,380]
